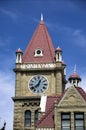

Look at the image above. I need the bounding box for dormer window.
[34,49,43,57]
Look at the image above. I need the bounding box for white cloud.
[0,9,21,22]
[0,72,14,130]
[72,29,86,47]
[47,22,86,48]
[0,36,15,72]
[0,37,12,48]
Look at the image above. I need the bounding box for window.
[34,110,38,123]
[61,113,71,130]
[34,49,43,57]
[25,110,31,127]
[18,54,20,61]
[74,113,84,130]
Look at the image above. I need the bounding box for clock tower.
[13,16,67,130]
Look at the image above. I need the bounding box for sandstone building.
[13,16,86,130]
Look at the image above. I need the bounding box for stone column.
[15,72,21,96]
[56,71,62,94]
[55,62,62,95]
[54,104,61,130]
[71,112,74,130]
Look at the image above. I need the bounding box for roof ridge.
[43,24,55,62]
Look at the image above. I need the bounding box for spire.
[74,64,76,73]
[41,13,43,21]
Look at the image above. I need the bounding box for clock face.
[29,75,48,94]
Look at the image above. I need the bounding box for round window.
[37,50,41,54]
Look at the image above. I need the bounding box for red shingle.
[45,96,61,112]
[36,106,54,128]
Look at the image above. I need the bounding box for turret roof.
[68,72,81,81]
[68,65,81,81]
[16,48,23,53]
[55,46,62,52]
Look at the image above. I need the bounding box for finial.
[4,121,6,127]
[74,64,76,73]
[41,13,43,21]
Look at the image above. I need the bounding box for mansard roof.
[35,87,86,128]
[22,20,55,63]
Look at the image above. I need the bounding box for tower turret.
[55,46,62,62]
[68,65,81,86]
[16,48,23,63]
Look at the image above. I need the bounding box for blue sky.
[0,0,86,129]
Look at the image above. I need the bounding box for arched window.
[25,110,31,127]
[34,110,38,123]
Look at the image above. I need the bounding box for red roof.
[45,95,61,113]
[76,87,86,101]
[22,20,55,63]
[69,72,81,81]
[36,106,54,128]
[36,87,86,128]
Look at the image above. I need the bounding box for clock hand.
[38,79,41,85]
[35,79,41,87]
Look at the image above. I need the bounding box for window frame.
[34,48,43,57]
[34,109,39,124]
[74,113,85,130]
[24,110,31,127]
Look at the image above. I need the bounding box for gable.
[58,86,86,107]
